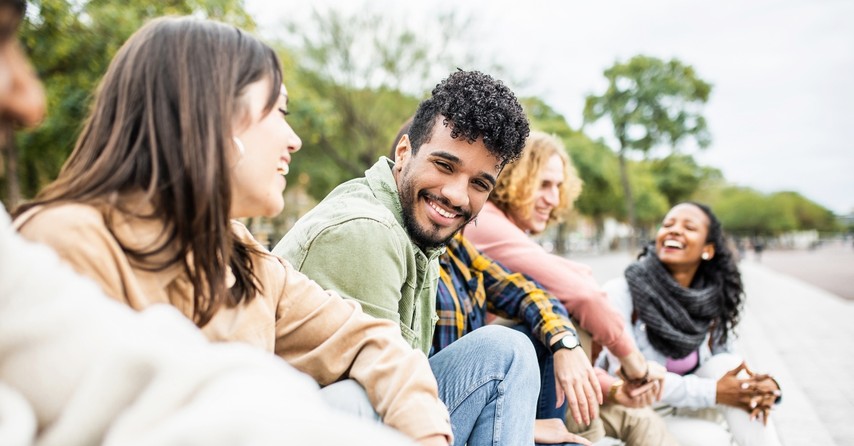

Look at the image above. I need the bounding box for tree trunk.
[617,149,637,251]
[554,221,567,254]
[2,124,21,210]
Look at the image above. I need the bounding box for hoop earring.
[232,136,245,156]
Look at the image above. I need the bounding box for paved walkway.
[573,251,854,445]
[754,241,854,301]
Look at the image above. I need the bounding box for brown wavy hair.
[15,17,282,327]
[489,131,582,225]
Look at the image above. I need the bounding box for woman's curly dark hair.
[641,202,744,346]
[408,70,529,166]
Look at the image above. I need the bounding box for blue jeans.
[510,326,583,446]
[510,324,569,421]
[429,325,539,446]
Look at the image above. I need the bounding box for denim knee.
[475,325,539,383]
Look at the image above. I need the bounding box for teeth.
[277,163,289,176]
[664,240,684,249]
[429,200,457,219]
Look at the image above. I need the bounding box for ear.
[394,134,411,169]
[702,243,715,261]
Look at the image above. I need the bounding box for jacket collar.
[365,157,445,260]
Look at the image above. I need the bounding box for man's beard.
[398,176,472,251]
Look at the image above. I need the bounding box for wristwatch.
[549,329,581,353]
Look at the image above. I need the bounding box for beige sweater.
[1,205,413,445]
[13,201,451,442]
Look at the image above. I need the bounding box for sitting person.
[0,205,410,446]
[275,70,540,446]
[463,131,667,439]
[388,121,597,446]
[13,16,450,445]
[0,4,405,445]
[598,202,782,446]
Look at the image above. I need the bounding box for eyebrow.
[432,151,497,186]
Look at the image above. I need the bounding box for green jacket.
[273,158,443,354]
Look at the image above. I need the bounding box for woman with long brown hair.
[14,16,451,445]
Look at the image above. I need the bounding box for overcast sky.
[246,0,854,215]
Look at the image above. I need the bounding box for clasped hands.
[613,359,666,408]
[716,362,780,425]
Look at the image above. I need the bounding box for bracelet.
[618,363,649,386]
[769,376,783,404]
[608,379,624,402]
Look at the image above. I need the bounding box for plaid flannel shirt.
[431,232,574,355]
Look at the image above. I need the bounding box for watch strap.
[549,329,580,353]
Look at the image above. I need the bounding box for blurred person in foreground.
[598,202,782,446]
[11,14,449,445]
[275,70,542,446]
[463,131,671,443]
[389,119,596,446]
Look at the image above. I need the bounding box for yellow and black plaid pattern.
[432,232,575,354]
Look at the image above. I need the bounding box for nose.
[440,175,469,209]
[286,123,302,154]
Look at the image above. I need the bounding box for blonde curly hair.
[489,131,582,226]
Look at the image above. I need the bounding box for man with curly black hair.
[274,70,538,446]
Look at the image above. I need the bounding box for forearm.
[616,349,648,380]
[516,290,573,347]
[563,293,635,358]
[344,312,452,440]
[275,261,450,441]
[514,252,633,357]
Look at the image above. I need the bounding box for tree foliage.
[650,153,723,207]
[583,55,712,237]
[276,7,486,200]
[626,161,669,230]
[703,186,838,235]
[4,4,839,241]
[4,0,252,204]
[564,133,623,224]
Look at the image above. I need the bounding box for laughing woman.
[13,16,451,444]
[599,202,783,446]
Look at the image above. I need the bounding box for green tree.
[709,186,771,236]
[583,55,712,243]
[769,191,838,233]
[4,0,252,207]
[564,134,622,227]
[703,186,838,236]
[650,153,723,207]
[277,7,493,200]
[626,161,669,238]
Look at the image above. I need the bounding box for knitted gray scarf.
[625,252,721,359]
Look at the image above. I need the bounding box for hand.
[416,434,449,446]
[552,340,602,426]
[534,418,592,446]
[742,364,781,425]
[611,379,658,408]
[716,362,779,420]
[618,351,666,401]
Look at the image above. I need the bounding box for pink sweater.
[464,202,634,358]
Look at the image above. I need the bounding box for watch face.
[563,334,579,349]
